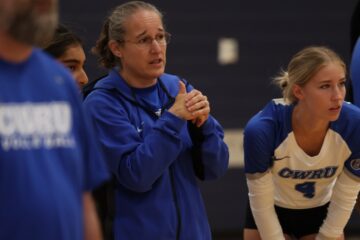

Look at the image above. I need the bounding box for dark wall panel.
[60,0,358,128]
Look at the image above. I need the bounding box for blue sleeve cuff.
[156,110,186,134]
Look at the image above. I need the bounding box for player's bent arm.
[246,171,285,240]
[316,170,360,240]
[83,192,103,240]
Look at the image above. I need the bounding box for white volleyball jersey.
[244,99,360,209]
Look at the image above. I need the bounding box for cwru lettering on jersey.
[0,102,75,151]
[278,166,338,179]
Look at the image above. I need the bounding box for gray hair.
[92,1,163,69]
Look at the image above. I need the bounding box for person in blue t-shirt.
[243,46,360,240]
[0,0,109,239]
[83,1,229,239]
[43,24,89,89]
[350,37,360,107]
[350,38,360,214]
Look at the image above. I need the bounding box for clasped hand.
[169,81,210,127]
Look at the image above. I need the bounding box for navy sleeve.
[66,88,110,192]
[184,80,229,180]
[350,37,360,107]
[337,104,360,179]
[243,113,276,174]
[195,116,229,180]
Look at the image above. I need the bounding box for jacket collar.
[95,68,178,100]
[94,69,176,117]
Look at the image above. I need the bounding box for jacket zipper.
[97,78,182,239]
[169,165,181,240]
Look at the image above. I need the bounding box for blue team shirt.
[0,49,109,240]
[351,37,360,106]
[244,99,360,208]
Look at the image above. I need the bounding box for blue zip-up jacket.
[83,69,229,240]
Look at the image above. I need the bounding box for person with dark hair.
[43,24,88,88]
[83,1,229,239]
[0,0,108,239]
[243,46,360,240]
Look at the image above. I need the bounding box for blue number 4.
[295,182,316,198]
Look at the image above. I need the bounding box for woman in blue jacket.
[83,1,229,239]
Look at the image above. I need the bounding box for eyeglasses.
[122,32,171,49]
